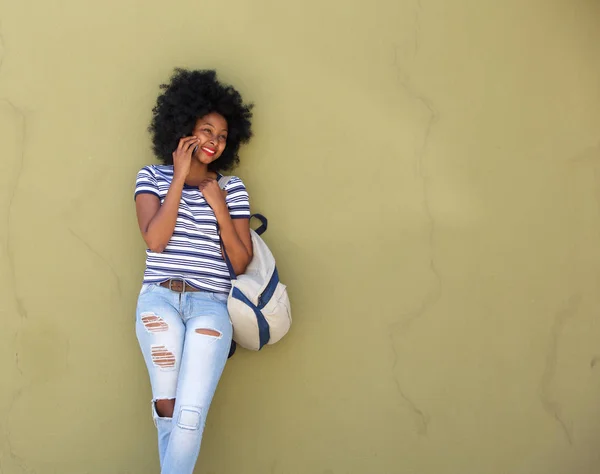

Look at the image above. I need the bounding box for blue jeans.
[135,283,232,474]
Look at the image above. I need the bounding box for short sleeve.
[134,166,160,200]
[224,176,250,219]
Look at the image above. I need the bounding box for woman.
[134,68,253,473]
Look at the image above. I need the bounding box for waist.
[143,270,232,294]
[159,279,204,293]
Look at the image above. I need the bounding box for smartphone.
[192,144,199,156]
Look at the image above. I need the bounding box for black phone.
[192,144,199,155]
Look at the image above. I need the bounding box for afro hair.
[149,68,253,172]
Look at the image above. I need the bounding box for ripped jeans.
[135,283,232,474]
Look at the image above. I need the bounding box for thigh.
[136,284,186,400]
[174,293,233,410]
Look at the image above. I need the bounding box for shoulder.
[137,164,174,180]
[135,165,174,200]
[219,174,247,191]
[221,175,251,215]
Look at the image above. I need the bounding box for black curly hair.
[149,68,253,172]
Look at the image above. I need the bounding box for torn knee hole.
[141,313,169,332]
[195,328,221,337]
[151,345,176,368]
[155,398,175,418]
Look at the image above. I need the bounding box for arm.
[134,136,199,253]
[199,179,253,275]
[215,207,253,275]
[135,176,185,253]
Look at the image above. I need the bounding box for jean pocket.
[139,283,155,296]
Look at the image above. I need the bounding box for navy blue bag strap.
[221,244,237,280]
[228,340,237,358]
[251,213,268,236]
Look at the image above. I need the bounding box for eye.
[202,128,212,134]
[219,135,227,141]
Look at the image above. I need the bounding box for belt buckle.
[169,278,185,292]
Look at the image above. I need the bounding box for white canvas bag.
[218,176,292,351]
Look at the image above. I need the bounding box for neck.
[184,160,216,186]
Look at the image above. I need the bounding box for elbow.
[233,252,252,275]
[145,235,167,253]
[233,264,248,276]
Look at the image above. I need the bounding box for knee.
[155,398,175,418]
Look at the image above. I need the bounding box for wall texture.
[1,1,600,473]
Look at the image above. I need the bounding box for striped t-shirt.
[134,165,250,293]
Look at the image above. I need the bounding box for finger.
[177,137,191,150]
[178,136,199,150]
[186,140,199,153]
[199,179,217,191]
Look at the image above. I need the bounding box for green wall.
[2,1,600,473]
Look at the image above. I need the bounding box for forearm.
[144,177,185,252]
[214,206,252,275]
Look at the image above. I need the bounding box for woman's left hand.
[199,179,228,212]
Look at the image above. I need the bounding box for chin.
[196,156,218,165]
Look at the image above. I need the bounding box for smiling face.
[191,112,228,165]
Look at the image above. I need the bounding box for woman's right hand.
[172,136,200,181]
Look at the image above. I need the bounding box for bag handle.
[251,213,268,236]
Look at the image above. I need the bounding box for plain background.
[1,0,600,473]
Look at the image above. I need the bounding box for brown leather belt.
[159,279,202,293]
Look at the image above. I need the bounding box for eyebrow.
[200,122,228,132]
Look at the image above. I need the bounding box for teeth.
[201,147,215,155]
